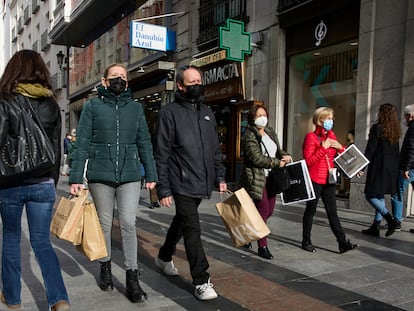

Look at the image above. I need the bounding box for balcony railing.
[197,0,248,50]
[41,30,50,51]
[32,0,40,14]
[24,5,31,25]
[17,17,24,34]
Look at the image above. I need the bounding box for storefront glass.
[286,41,358,196]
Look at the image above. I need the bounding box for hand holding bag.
[215,188,271,247]
[50,189,89,245]
[77,200,108,261]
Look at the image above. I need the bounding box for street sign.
[219,19,251,62]
[130,21,176,51]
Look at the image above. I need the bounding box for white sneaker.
[155,257,179,276]
[194,279,218,300]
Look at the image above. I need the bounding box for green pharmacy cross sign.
[219,19,251,62]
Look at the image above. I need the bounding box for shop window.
[286,41,358,197]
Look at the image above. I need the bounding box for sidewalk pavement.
[3,175,414,310]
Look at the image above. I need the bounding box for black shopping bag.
[281,160,315,205]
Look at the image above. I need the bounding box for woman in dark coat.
[359,103,401,237]
[238,104,292,259]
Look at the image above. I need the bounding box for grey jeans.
[88,182,141,270]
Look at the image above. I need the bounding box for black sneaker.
[395,221,401,231]
[302,243,316,252]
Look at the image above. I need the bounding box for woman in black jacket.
[0,50,69,311]
[359,103,401,237]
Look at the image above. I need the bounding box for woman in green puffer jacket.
[239,104,291,260]
[69,63,157,303]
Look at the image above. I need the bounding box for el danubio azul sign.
[130,21,176,52]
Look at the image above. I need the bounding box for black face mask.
[107,77,127,95]
[184,84,204,101]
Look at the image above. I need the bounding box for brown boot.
[0,292,21,310]
[51,300,70,311]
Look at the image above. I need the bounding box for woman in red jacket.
[302,107,358,253]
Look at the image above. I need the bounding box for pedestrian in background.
[61,133,71,176]
[69,63,157,303]
[153,65,227,301]
[391,104,414,233]
[302,107,358,253]
[238,103,292,259]
[358,103,400,237]
[66,129,76,176]
[0,50,70,311]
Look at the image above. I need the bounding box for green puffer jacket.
[238,125,289,200]
[69,86,157,185]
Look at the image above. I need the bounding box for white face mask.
[254,116,268,128]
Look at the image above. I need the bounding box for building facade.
[2,0,413,216]
[1,0,70,142]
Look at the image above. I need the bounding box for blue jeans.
[365,194,390,221]
[88,182,141,270]
[391,170,414,222]
[0,182,68,307]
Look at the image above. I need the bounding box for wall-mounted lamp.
[56,50,69,71]
[137,67,145,73]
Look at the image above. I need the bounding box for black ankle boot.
[361,221,380,237]
[99,260,113,291]
[258,246,273,259]
[126,269,147,303]
[338,239,358,254]
[384,213,398,237]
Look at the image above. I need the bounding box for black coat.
[154,91,226,199]
[364,123,399,194]
[399,120,414,171]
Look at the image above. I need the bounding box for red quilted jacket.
[302,126,345,184]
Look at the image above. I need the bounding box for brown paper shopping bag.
[50,189,88,245]
[215,188,271,247]
[77,201,108,261]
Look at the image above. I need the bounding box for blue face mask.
[323,119,334,131]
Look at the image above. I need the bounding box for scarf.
[15,83,53,98]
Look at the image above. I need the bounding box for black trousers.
[158,194,210,285]
[302,182,346,245]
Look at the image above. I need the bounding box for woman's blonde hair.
[312,107,334,126]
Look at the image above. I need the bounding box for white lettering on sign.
[131,21,167,51]
[203,63,240,85]
[345,156,356,164]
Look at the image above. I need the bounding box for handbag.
[215,188,271,247]
[281,160,316,205]
[259,140,290,197]
[267,166,290,197]
[76,200,108,261]
[50,189,89,245]
[0,95,55,184]
[328,167,341,184]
